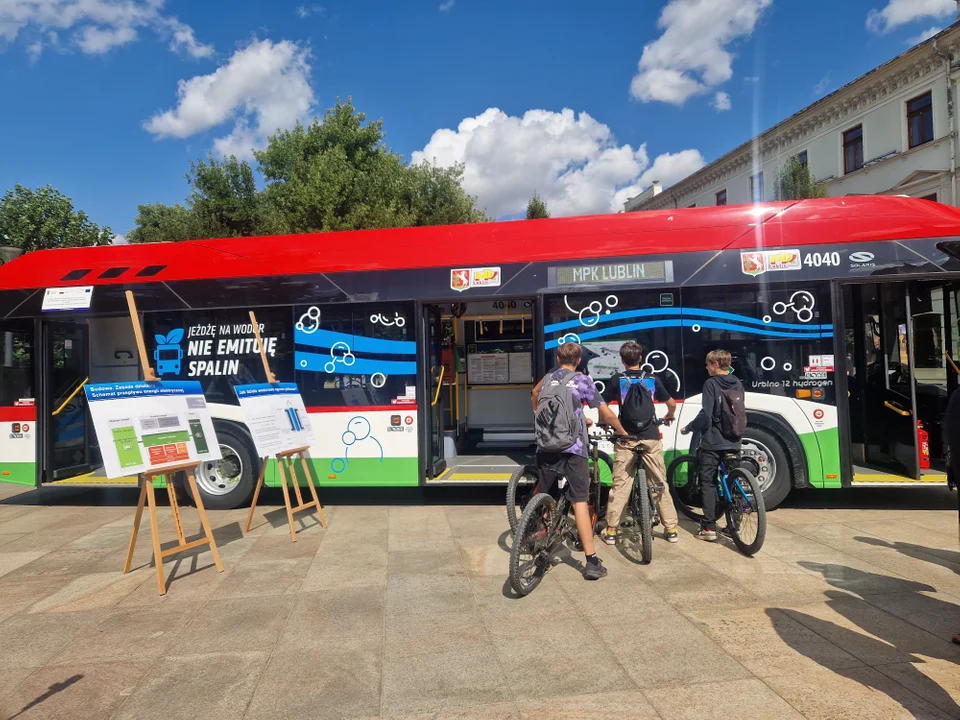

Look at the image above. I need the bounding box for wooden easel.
[121,291,223,595]
[244,311,327,541]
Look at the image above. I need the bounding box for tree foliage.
[774,156,829,201]
[525,192,550,219]
[0,184,112,252]
[129,98,487,243]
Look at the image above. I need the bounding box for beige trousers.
[606,437,679,531]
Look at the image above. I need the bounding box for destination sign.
[550,260,673,287]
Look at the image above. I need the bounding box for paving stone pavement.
[0,483,958,719]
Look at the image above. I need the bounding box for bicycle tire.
[618,471,654,564]
[725,468,767,556]
[506,466,538,536]
[509,492,556,596]
[667,453,706,522]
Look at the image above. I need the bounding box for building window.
[750,171,764,202]
[797,150,808,167]
[687,203,696,208]
[907,92,934,149]
[843,125,863,174]
[920,193,938,202]
[716,189,727,206]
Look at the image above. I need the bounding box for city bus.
[1,195,959,511]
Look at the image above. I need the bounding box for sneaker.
[698,527,718,542]
[583,558,608,580]
[664,528,679,543]
[601,528,617,545]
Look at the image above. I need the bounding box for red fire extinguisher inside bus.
[917,420,930,470]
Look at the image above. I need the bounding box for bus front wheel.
[741,426,791,511]
[188,423,258,510]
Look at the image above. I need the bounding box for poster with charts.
[233,383,315,457]
[84,381,221,479]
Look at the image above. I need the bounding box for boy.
[680,349,744,541]
[601,341,679,544]
[531,341,628,580]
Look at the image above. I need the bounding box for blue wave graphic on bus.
[545,318,831,348]
[294,327,416,355]
[296,352,416,376]
[544,307,833,334]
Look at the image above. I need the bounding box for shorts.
[537,452,589,503]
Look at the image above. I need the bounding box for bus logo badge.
[451,269,471,292]
[741,252,765,276]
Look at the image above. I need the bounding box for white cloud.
[0,0,212,58]
[906,25,944,44]
[630,0,772,106]
[867,0,955,33]
[813,72,831,96]
[144,39,315,161]
[439,0,455,10]
[412,107,705,218]
[712,91,732,111]
[295,4,325,19]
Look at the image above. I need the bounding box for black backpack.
[618,374,656,432]
[716,382,747,441]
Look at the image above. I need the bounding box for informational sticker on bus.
[740,250,802,276]
[450,267,501,292]
[84,381,221,479]
[42,286,93,312]
[234,383,316,458]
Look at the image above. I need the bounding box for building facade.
[625,24,960,212]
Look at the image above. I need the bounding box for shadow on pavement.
[770,562,960,718]
[4,674,83,720]
[853,536,960,575]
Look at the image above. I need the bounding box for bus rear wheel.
[187,424,258,510]
[741,426,790,511]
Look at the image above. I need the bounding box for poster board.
[84,380,221,479]
[234,383,316,457]
[467,353,509,384]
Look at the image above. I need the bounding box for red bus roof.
[1,196,959,290]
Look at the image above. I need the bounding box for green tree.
[130,97,486,242]
[0,184,112,253]
[774,156,829,201]
[525,191,550,219]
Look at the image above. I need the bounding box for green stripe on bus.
[0,462,35,486]
[801,426,841,489]
[264,457,420,488]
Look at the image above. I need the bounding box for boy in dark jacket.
[680,349,743,541]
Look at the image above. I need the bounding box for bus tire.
[187,423,258,510]
[741,425,791,511]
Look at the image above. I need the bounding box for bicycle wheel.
[618,471,653,564]
[724,468,767,556]
[667,454,706,522]
[506,466,538,536]
[509,493,556,596]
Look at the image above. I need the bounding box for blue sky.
[0,0,955,234]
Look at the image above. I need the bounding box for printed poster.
[84,381,221,479]
[234,383,316,457]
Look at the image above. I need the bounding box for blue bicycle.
[667,450,766,556]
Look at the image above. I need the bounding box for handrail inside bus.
[945,352,960,377]
[432,366,445,407]
[53,377,89,416]
[883,400,911,417]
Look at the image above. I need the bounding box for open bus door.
[843,281,937,483]
[40,319,97,481]
[0,321,37,486]
[420,305,447,479]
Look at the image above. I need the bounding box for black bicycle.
[667,450,766,556]
[508,457,605,596]
[506,436,612,536]
[602,423,666,565]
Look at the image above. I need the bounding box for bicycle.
[508,451,606,596]
[506,436,612,536]
[666,450,766,556]
[598,421,666,565]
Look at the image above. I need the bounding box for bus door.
[843,282,920,480]
[0,321,37,486]
[41,319,95,480]
[420,305,447,478]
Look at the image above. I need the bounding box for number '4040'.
[803,252,841,267]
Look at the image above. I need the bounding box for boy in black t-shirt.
[600,342,679,544]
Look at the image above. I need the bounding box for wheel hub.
[195,443,244,496]
[741,437,778,493]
